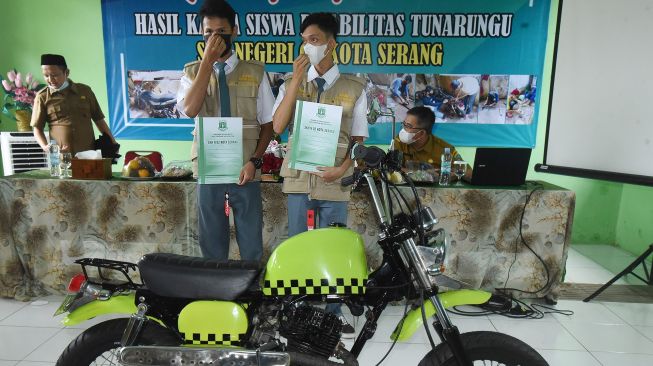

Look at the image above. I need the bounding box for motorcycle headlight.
[416,228,448,276]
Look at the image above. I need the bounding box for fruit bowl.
[121,156,157,180]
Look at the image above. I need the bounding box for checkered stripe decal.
[181,332,247,346]
[262,278,367,296]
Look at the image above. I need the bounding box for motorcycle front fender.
[390,289,491,342]
[61,293,163,327]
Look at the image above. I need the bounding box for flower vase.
[15,110,32,132]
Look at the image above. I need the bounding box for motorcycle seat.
[138,253,261,300]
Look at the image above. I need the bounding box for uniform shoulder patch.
[184,60,201,69]
[340,74,366,87]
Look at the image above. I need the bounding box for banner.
[102,0,550,146]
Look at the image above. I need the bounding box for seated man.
[450,76,480,118]
[420,86,445,119]
[507,89,524,118]
[391,74,412,107]
[483,90,499,109]
[394,106,471,180]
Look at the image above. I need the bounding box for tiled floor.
[0,244,652,365]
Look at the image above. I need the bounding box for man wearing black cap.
[31,54,118,154]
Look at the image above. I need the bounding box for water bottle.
[439,147,452,186]
[49,140,60,177]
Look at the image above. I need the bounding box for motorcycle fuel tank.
[178,301,248,346]
[263,228,368,297]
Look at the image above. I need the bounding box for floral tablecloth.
[0,171,574,301]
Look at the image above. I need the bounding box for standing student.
[271,12,368,338]
[176,0,274,261]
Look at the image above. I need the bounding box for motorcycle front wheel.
[55,318,179,366]
[419,331,548,366]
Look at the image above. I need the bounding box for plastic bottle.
[49,140,60,177]
[439,147,451,186]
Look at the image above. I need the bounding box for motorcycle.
[131,84,179,119]
[53,144,548,366]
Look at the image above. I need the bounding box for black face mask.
[203,33,232,57]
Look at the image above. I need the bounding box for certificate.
[197,117,243,184]
[289,101,343,172]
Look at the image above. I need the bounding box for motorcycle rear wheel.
[419,331,548,366]
[55,318,179,366]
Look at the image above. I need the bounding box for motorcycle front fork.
[430,295,473,366]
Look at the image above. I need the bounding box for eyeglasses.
[401,121,422,130]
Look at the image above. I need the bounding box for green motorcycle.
[54,145,548,366]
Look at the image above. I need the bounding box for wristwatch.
[249,157,263,169]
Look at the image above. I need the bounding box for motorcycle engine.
[279,304,343,359]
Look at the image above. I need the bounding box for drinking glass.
[59,152,72,178]
[453,160,466,186]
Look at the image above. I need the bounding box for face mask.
[303,43,328,66]
[203,33,232,57]
[49,79,69,92]
[399,128,417,144]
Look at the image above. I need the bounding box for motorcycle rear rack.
[75,258,142,291]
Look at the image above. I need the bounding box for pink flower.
[26,73,33,85]
[1,79,11,92]
[31,80,38,89]
[15,73,22,88]
[7,70,16,82]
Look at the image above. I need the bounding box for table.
[0,171,574,301]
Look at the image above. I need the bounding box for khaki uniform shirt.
[30,80,104,154]
[394,134,458,169]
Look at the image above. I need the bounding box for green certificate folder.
[289,100,343,172]
[198,117,243,184]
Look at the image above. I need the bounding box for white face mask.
[303,43,328,66]
[399,129,417,144]
[49,79,69,92]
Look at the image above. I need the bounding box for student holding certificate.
[176,0,274,261]
[272,12,368,337]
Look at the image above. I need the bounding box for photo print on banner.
[102,0,550,147]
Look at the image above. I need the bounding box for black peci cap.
[41,54,67,68]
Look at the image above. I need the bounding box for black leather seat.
[138,253,261,300]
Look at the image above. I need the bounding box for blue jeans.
[464,93,476,115]
[287,194,349,236]
[197,182,263,261]
[287,193,348,316]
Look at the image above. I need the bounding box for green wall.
[616,185,653,255]
[0,0,650,253]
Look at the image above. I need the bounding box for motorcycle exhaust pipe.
[289,343,359,366]
[119,343,358,366]
[118,346,290,365]
[289,352,358,366]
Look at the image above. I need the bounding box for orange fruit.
[128,159,140,170]
[138,169,150,178]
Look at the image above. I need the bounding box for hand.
[311,166,344,183]
[238,161,256,185]
[292,54,310,79]
[203,33,227,65]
